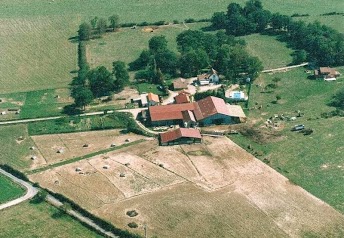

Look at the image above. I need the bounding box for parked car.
[291,124,305,131]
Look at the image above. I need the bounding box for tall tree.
[97,18,108,35]
[211,12,227,30]
[90,17,98,29]
[88,66,114,97]
[78,22,92,41]
[108,14,120,31]
[112,61,129,91]
[73,87,94,110]
[148,36,168,54]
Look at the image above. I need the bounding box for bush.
[184,18,195,23]
[137,21,149,26]
[30,190,48,204]
[128,222,138,228]
[120,22,136,28]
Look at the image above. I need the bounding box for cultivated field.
[0,201,103,238]
[30,137,344,237]
[0,173,25,204]
[29,129,147,169]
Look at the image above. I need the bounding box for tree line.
[79,15,120,41]
[70,40,130,110]
[210,0,344,66]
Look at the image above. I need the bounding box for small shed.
[172,78,188,90]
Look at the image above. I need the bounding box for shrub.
[128,222,138,228]
[184,18,195,23]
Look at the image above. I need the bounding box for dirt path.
[0,168,38,210]
[262,62,309,73]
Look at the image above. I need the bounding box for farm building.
[148,103,195,126]
[148,96,246,126]
[314,67,340,80]
[159,128,202,146]
[172,78,188,90]
[132,92,160,107]
[174,91,192,104]
[193,96,232,126]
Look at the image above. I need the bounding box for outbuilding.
[159,128,202,146]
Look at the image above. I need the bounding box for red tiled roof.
[149,103,195,121]
[193,96,230,120]
[147,92,159,102]
[160,128,201,143]
[182,110,196,122]
[197,74,209,81]
[174,93,190,104]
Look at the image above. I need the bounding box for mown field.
[229,67,344,213]
[0,201,103,238]
[0,124,37,170]
[0,173,25,204]
[29,137,344,238]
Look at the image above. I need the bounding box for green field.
[0,174,25,204]
[240,34,294,69]
[28,113,129,136]
[0,201,103,238]
[229,67,344,213]
[0,0,342,94]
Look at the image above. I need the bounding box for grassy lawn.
[28,113,129,135]
[240,34,294,69]
[136,82,166,96]
[0,201,103,238]
[229,67,344,213]
[0,173,25,204]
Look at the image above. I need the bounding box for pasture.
[0,0,342,94]
[0,173,25,204]
[29,137,344,238]
[0,201,103,238]
[229,67,344,212]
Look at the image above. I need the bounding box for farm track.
[0,168,38,210]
